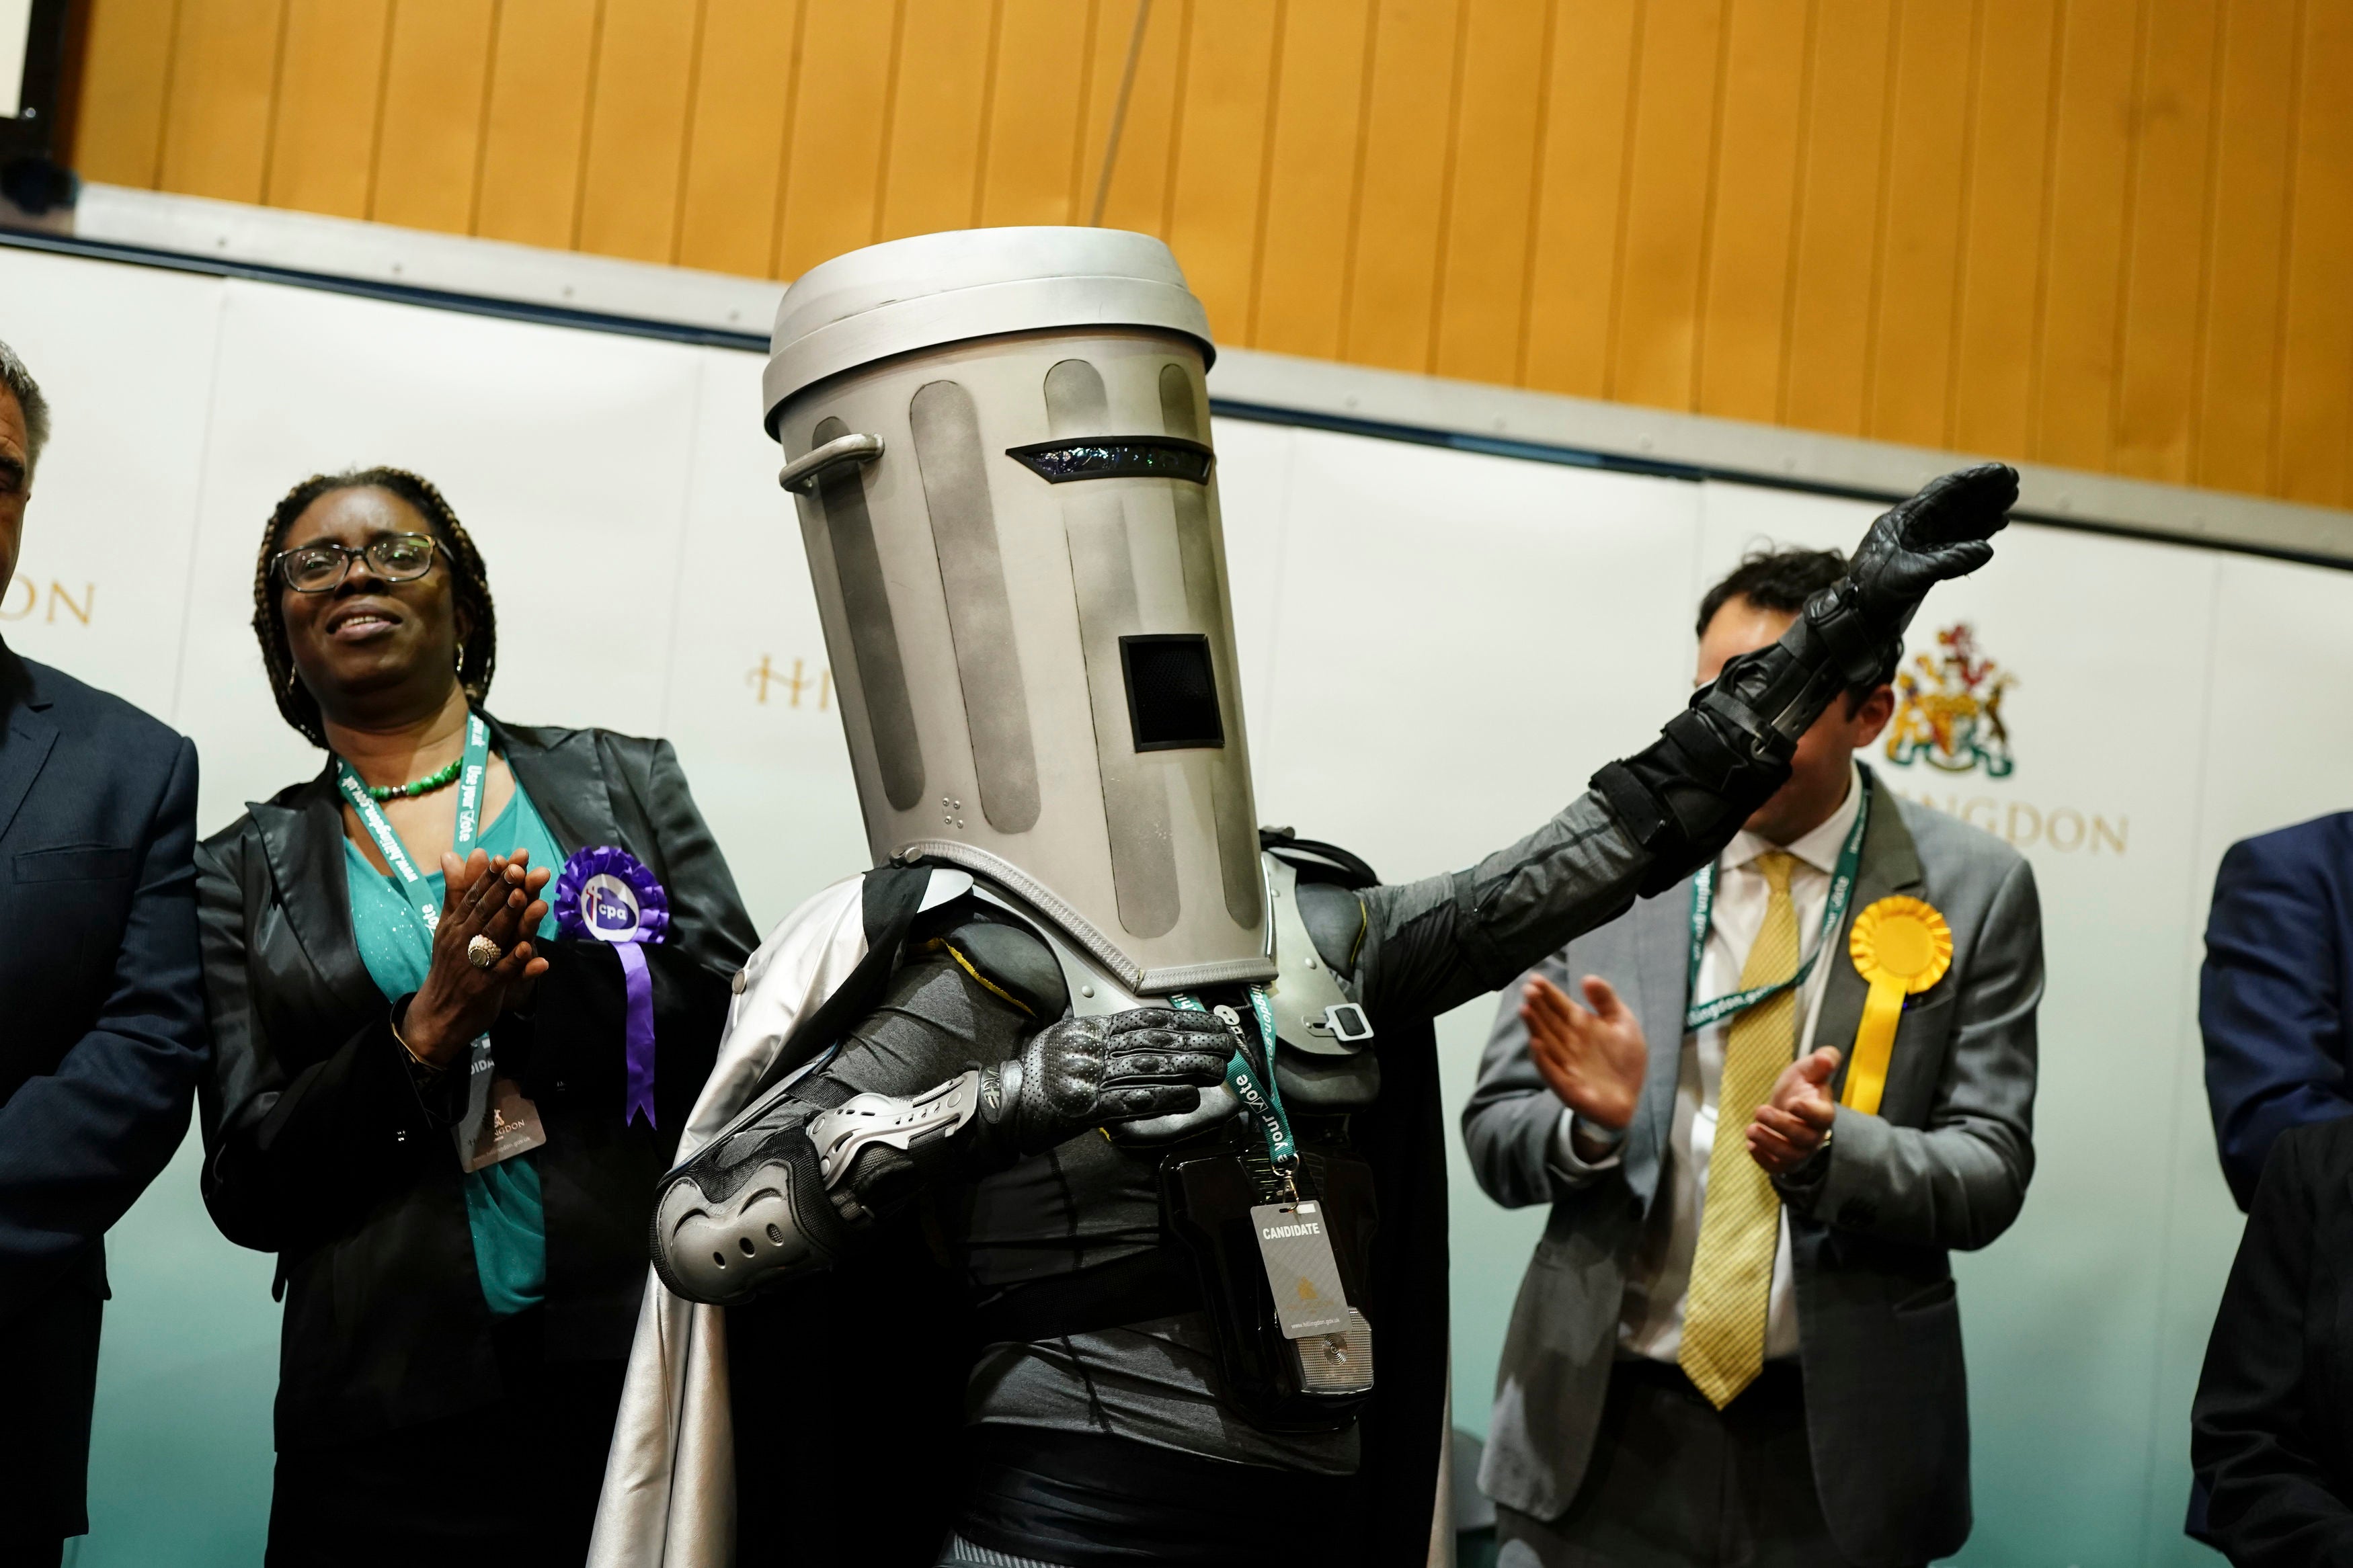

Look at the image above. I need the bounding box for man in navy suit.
[0,337,208,1565]
[2202,816,2353,1210]
[2190,815,2353,1547]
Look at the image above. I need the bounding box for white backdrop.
[3,240,2340,1565]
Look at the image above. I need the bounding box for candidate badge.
[555,847,670,1129]
[1250,1199,1351,1339]
[1843,896,1952,1116]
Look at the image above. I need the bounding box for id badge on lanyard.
[1170,986,1356,1339]
[337,714,546,1171]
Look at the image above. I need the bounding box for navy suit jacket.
[2202,813,2353,1211]
[0,642,206,1538]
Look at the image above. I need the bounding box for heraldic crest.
[1885,622,2016,778]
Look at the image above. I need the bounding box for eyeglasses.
[273,534,438,593]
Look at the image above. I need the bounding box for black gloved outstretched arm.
[1595,462,2017,895]
[1315,464,2017,1026]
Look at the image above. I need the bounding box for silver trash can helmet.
[764,227,1272,994]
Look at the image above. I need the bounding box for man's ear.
[1850,684,1897,746]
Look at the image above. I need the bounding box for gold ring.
[466,934,502,971]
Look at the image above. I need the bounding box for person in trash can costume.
[590,227,2017,1568]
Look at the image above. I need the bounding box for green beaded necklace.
[366,756,464,801]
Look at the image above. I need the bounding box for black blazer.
[2194,1114,2353,1566]
[0,644,206,1538]
[196,716,758,1451]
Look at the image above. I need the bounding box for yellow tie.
[1680,849,1802,1409]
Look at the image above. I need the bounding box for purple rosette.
[555,846,670,1130]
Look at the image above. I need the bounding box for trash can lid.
[762,226,1213,434]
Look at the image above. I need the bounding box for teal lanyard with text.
[333,712,491,932]
[1682,770,1870,1032]
[1168,985,1298,1178]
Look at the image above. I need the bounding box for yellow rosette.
[1843,896,1953,1116]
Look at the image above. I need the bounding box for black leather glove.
[1822,462,2017,679]
[980,1007,1234,1156]
[1595,463,2016,895]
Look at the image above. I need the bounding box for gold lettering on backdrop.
[0,580,93,624]
[1884,784,2128,857]
[47,582,93,626]
[746,655,832,710]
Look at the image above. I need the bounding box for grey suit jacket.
[1462,776,2042,1568]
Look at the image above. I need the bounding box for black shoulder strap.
[1261,827,1381,889]
[747,865,936,1101]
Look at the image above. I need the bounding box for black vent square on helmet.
[1119,634,1224,751]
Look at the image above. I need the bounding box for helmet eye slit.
[1004,436,1213,485]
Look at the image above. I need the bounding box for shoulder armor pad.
[1262,827,1377,975]
[936,919,1071,1022]
[1293,881,1367,975]
[1264,855,1375,1058]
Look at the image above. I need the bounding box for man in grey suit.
[1463,546,2042,1568]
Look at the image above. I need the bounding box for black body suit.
[682,464,2022,1567]
[791,794,1646,1565]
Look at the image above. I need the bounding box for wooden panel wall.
[69,0,2353,508]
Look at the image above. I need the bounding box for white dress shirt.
[1549,760,1864,1364]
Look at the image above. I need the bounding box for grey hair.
[0,337,50,477]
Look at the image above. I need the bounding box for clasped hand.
[985,1007,1233,1156]
[1519,975,1841,1173]
[401,848,553,1070]
[1745,1046,1840,1175]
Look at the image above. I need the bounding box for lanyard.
[1682,770,1870,1032]
[1169,985,1298,1175]
[338,713,514,1169]
[334,712,491,932]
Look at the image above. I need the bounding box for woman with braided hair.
[194,468,758,1565]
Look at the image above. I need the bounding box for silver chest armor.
[973,851,1379,1141]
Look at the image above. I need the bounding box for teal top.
[344,784,563,1319]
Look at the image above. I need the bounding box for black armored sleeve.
[790,922,1055,1221]
[1303,792,1650,1026]
[1308,463,2018,1022]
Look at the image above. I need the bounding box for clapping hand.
[1747,1046,1840,1175]
[1519,974,1648,1134]
[401,848,553,1069]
